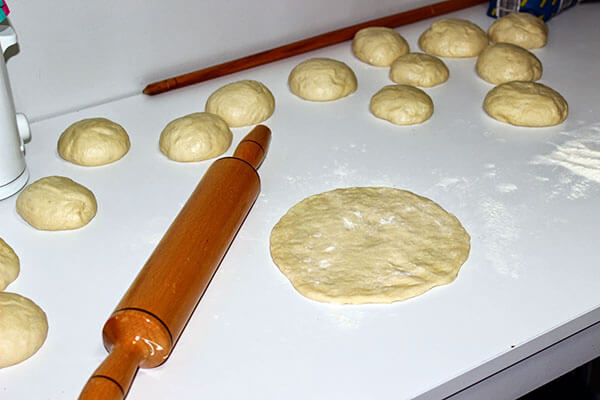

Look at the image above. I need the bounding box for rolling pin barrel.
[80,125,271,400]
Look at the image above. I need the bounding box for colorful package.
[0,1,9,23]
[487,0,579,21]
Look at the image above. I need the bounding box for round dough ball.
[389,52,449,87]
[476,43,542,85]
[419,18,488,58]
[0,292,48,368]
[370,85,433,125]
[205,80,275,127]
[483,81,568,127]
[159,112,232,162]
[16,176,97,231]
[57,118,130,166]
[352,27,409,67]
[0,239,19,291]
[270,187,471,304]
[288,58,357,101]
[488,12,548,49]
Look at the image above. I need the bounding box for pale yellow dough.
[270,187,470,304]
[352,27,409,67]
[370,85,433,125]
[0,239,19,291]
[288,58,357,101]
[159,112,232,162]
[419,18,488,58]
[483,81,568,127]
[205,80,275,127]
[16,176,97,231]
[57,118,130,166]
[488,12,548,49]
[476,43,542,85]
[389,52,449,87]
[0,292,48,368]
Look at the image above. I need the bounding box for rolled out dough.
[270,187,471,304]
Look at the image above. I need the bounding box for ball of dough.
[488,12,548,49]
[16,176,97,231]
[370,85,433,125]
[288,58,357,101]
[352,27,409,67]
[483,81,568,127]
[389,52,449,87]
[205,80,275,127]
[270,187,471,304]
[419,18,488,58]
[0,239,19,291]
[476,43,542,85]
[159,112,232,162]
[0,292,48,368]
[57,118,130,166]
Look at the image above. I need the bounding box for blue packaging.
[487,0,579,21]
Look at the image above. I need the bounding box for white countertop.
[2,4,600,399]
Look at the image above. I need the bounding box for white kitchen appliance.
[0,24,30,200]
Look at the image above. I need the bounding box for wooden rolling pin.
[79,125,271,400]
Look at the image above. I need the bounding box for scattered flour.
[477,197,522,279]
[532,124,600,199]
[496,183,518,193]
[327,309,362,329]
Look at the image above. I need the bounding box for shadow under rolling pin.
[79,125,271,400]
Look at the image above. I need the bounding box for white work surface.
[2,4,600,399]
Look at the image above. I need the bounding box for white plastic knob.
[16,113,30,144]
[0,25,17,54]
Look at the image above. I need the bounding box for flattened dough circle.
[270,187,471,304]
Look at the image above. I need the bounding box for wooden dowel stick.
[143,0,487,95]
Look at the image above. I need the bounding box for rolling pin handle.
[233,124,271,169]
[80,309,171,399]
[79,344,141,400]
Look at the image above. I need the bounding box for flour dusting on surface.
[532,124,600,199]
[477,197,522,278]
[496,183,518,193]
